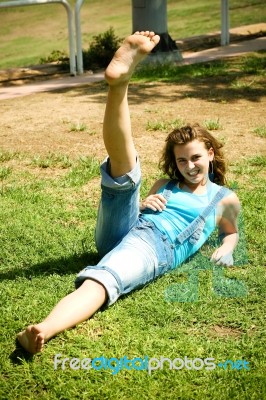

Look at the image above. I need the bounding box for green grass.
[0,166,12,194]
[146,118,185,132]
[252,125,266,138]
[133,53,266,83]
[203,119,223,131]
[69,122,88,133]
[133,60,229,82]
[1,148,266,398]
[30,153,73,169]
[0,11,266,398]
[0,0,265,69]
[168,0,266,37]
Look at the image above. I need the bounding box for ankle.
[105,76,130,88]
[36,322,54,342]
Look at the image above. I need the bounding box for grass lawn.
[0,51,266,398]
[0,0,265,68]
[1,0,266,393]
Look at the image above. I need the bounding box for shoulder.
[220,189,240,206]
[218,188,241,216]
[148,178,170,195]
[210,183,239,206]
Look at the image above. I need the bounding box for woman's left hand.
[210,247,234,267]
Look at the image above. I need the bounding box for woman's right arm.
[210,192,241,266]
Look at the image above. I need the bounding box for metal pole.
[0,0,76,75]
[75,0,85,75]
[132,0,168,33]
[131,0,181,60]
[221,0,230,46]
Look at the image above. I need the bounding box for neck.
[182,177,209,194]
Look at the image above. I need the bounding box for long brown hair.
[159,124,227,185]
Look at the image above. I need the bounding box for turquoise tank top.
[141,181,232,267]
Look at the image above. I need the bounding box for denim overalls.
[75,157,227,306]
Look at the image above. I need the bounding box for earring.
[209,161,214,182]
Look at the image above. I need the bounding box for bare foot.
[17,324,46,354]
[105,31,160,85]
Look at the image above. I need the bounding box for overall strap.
[175,186,228,245]
[162,180,177,201]
[142,180,176,215]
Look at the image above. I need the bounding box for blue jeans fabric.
[75,157,174,306]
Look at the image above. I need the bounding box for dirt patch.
[0,75,265,178]
[1,25,265,176]
[209,325,243,338]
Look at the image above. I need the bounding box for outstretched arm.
[211,192,241,266]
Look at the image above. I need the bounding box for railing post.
[61,0,76,75]
[0,0,76,75]
[221,0,230,46]
[75,0,85,75]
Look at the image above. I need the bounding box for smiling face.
[174,139,214,187]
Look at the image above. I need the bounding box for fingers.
[211,250,234,267]
[210,250,220,263]
[142,194,167,212]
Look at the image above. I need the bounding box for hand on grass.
[210,246,234,267]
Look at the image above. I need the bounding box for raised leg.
[103,31,160,178]
[95,31,160,255]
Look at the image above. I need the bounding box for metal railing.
[0,0,231,76]
[75,0,84,74]
[0,0,77,75]
[221,0,230,46]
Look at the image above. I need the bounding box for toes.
[36,334,44,352]
[31,326,44,352]
[17,325,45,354]
[151,35,160,45]
[31,325,40,336]
[134,30,156,39]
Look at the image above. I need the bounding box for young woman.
[17,31,240,354]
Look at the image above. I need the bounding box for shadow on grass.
[48,76,265,105]
[10,340,34,364]
[44,59,266,105]
[0,251,100,281]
